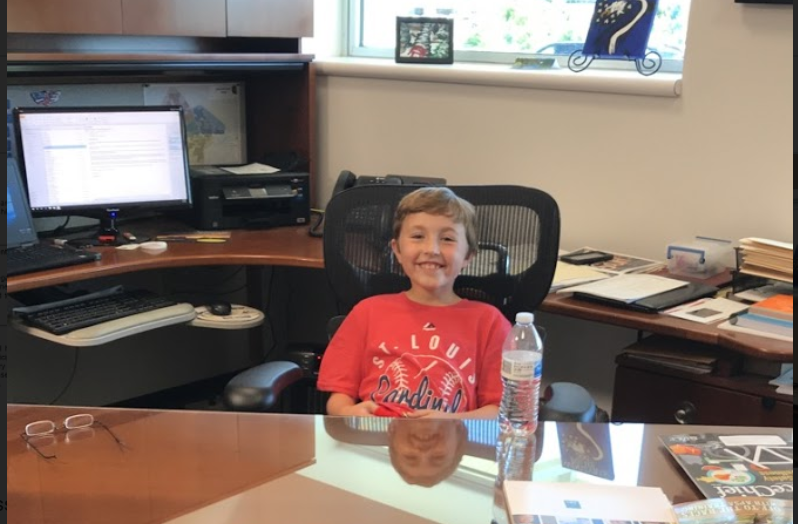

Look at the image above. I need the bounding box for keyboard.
[15,286,178,336]
[7,243,101,277]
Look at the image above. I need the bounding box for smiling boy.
[317,187,511,419]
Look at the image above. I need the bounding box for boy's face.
[391,212,473,303]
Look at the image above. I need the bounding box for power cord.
[49,348,80,405]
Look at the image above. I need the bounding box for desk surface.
[7,226,324,294]
[7,228,790,361]
[8,404,791,524]
[541,293,793,361]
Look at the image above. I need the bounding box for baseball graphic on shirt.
[382,354,468,412]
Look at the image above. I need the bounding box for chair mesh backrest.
[323,185,560,321]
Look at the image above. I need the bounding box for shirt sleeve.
[316,301,370,400]
[476,309,511,408]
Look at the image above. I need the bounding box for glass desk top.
[7,404,792,524]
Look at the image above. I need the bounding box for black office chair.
[224,184,598,421]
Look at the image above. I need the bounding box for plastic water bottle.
[498,312,543,435]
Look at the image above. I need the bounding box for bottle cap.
[515,312,534,324]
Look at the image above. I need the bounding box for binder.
[573,281,719,314]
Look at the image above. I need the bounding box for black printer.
[188,166,310,230]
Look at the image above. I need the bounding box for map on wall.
[143,83,246,166]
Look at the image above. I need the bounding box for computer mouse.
[208,301,232,316]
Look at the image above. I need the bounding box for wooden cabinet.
[121,0,226,37]
[227,0,314,38]
[8,0,123,35]
[612,350,792,427]
[9,0,314,38]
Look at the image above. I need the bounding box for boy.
[317,187,511,419]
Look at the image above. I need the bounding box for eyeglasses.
[21,413,126,460]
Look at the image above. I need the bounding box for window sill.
[315,57,682,98]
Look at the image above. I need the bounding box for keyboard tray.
[11,303,197,347]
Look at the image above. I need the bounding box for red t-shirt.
[317,293,511,414]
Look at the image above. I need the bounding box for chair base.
[540,382,599,423]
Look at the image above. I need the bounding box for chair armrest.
[223,361,303,412]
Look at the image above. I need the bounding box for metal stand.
[568,49,663,76]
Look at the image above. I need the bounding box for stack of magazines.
[561,247,665,276]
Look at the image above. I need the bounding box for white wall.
[311,1,793,411]
[314,1,793,259]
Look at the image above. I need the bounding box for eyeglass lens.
[25,414,96,436]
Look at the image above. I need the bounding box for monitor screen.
[14,106,192,218]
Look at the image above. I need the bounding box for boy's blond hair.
[392,187,479,256]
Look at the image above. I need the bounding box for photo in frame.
[395,17,454,64]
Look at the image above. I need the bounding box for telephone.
[332,170,447,197]
[310,170,447,237]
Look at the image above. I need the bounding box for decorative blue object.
[569,0,662,76]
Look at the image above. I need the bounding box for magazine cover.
[564,247,664,275]
[661,434,793,500]
[674,496,793,524]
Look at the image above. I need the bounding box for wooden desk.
[7,227,324,294]
[9,404,791,524]
[8,231,791,425]
[541,294,793,426]
[9,232,787,362]
[541,293,792,361]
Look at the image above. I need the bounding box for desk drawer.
[612,365,792,427]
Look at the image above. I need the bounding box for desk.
[7,230,791,424]
[541,294,793,426]
[8,230,787,361]
[8,404,792,524]
[541,293,792,361]
[7,227,324,294]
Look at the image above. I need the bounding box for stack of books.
[738,237,793,283]
[720,294,793,341]
[732,294,793,338]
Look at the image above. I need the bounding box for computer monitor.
[14,105,192,243]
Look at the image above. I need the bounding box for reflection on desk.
[8,404,792,524]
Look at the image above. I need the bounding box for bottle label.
[501,352,542,380]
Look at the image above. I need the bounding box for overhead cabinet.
[8,0,313,38]
[227,0,314,38]
[8,0,124,35]
[122,0,227,37]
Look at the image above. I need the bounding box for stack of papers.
[550,260,609,291]
[738,237,793,283]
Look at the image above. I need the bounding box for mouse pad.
[190,305,265,329]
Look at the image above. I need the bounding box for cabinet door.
[121,0,226,37]
[8,0,123,34]
[227,0,314,38]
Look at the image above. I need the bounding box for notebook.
[573,281,719,314]
[6,158,101,277]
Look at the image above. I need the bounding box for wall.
[311,1,793,409]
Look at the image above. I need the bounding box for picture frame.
[395,17,454,65]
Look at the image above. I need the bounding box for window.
[348,0,691,73]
